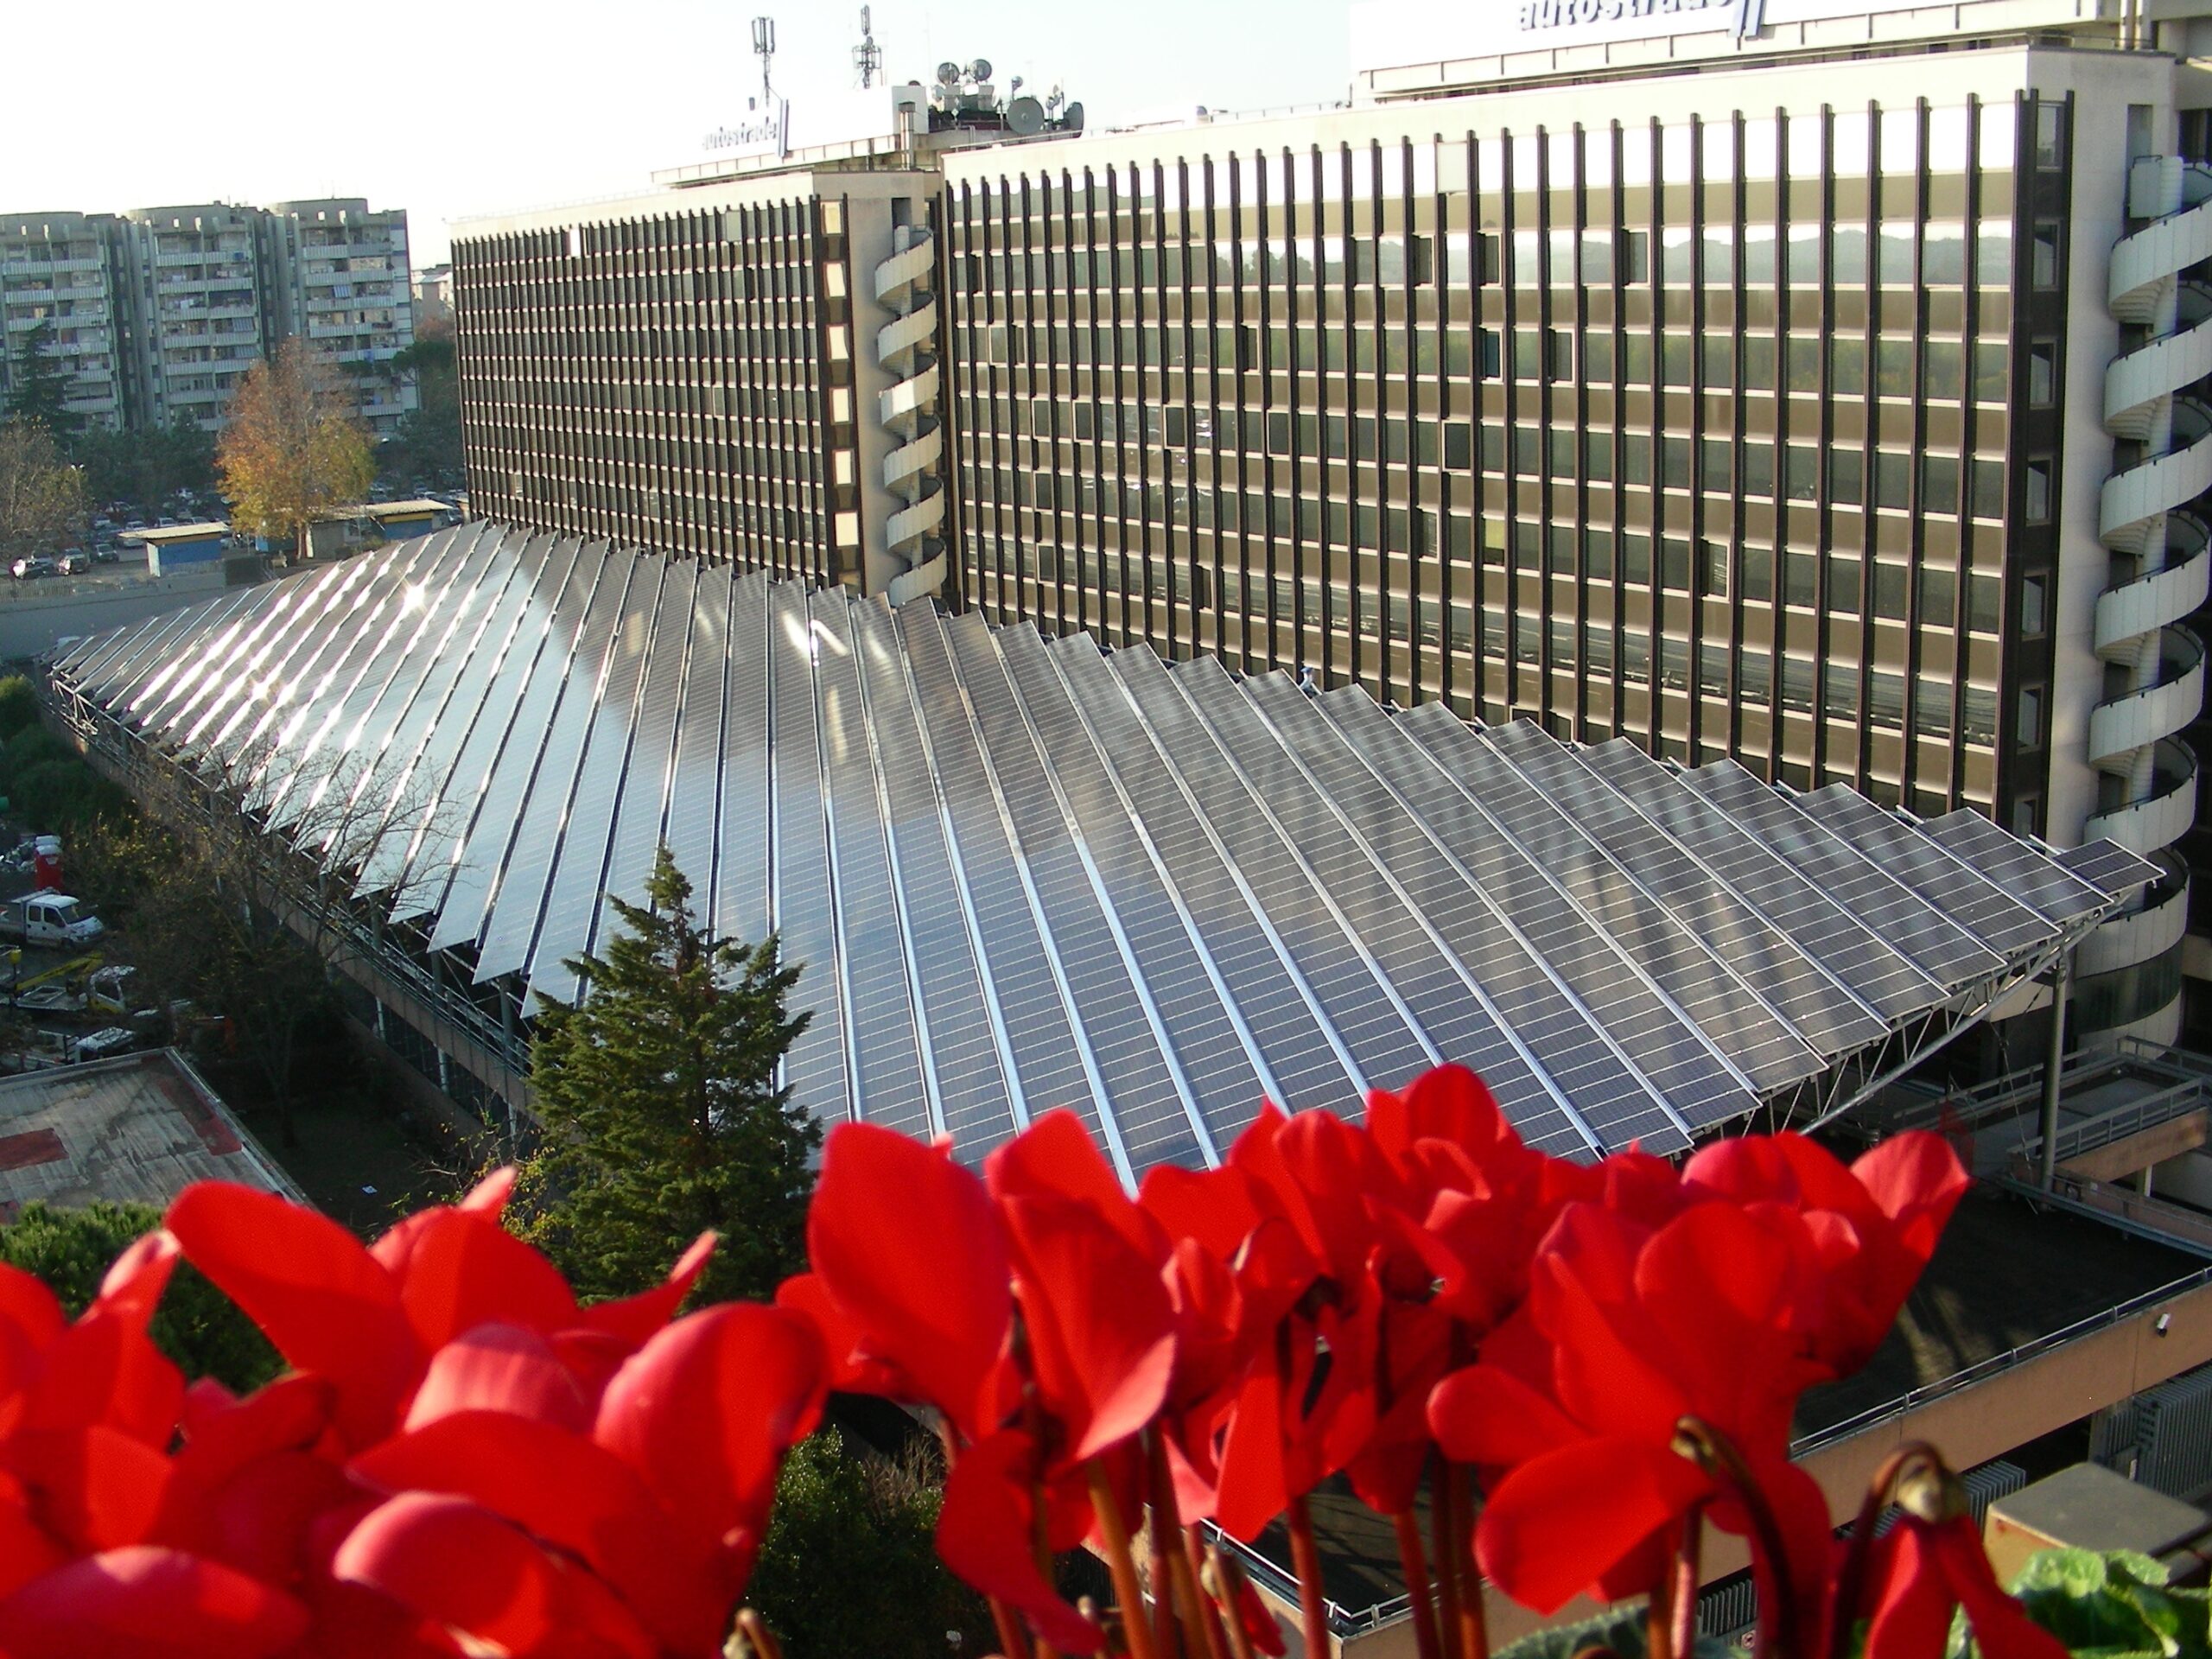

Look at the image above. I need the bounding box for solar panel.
[1792,787,2056,955]
[2055,838,2165,897]
[1920,811,2111,922]
[1461,717,1891,1060]
[1575,741,1944,1020]
[894,604,1115,1161]
[53,525,2122,1179]
[1248,677,1726,1147]
[1345,698,1823,1098]
[1049,637,1359,1120]
[944,613,1207,1174]
[1688,765,2012,988]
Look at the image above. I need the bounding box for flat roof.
[0,1048,302,1216]
[137,523,228,543]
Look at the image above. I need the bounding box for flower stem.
[1090,1459,1164,1659]
[1671,1420,1795,1659]
[1206,1543,1260,1659]
[1668,1506,1704,1659]
[1446,1463,1488,1659]
[1147,1433,1185,1659]
[1287,1493,1333,1659]
[1394,1509,1445,1659]
[1827,1442,1948,1659]
[1431,1471,1465,1659]
[1174,1522,1232,1659]
[732,1609,786,1659]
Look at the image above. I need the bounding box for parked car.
[56,551,91,575]
[91,544,119,563]
[10,556,55,580]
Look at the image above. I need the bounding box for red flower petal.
[403,1324,590,1433]
[0,1489,66,1601]
[0,1261,65,1353]
[937,1427,1105,1655]
[1427,1363,1580,1470]
[1001,1192,1176,1462]
[390,1209,577,1353]
[0,1546,309,1659]
[6,1426,178,1551]
[1930,1516,2069,1659]
[175,1375,334,1492]
[191,1449,353,1586]
[593,1302,823,1569]
[1862,1525,1964,1659]
[350,1411,727,1655]
[331,1492,653,1659]
[1475,1438,1708,1613]
[575,1233,717,1351]
[774,1272,916,1398]
[164,1183,418,1446]
[988,1109,1163,1263]
[806,1123,1011,1438]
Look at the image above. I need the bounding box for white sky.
[14,0,1353,268]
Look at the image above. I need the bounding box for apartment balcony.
[2086,738,2200,854]
[2098,535,2212,652]
[2088,626,2204,763]
[2077,862,2191,978]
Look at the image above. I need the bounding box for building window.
[2023,459,2053,523]
[1548,329,1573,380]
[2021,571,2049,637]
[1701,540,1731,597]
[2034,101,2069,171]
[2031,222,2063,290]
[2013,795,2042,837]
[2018,683,2046,748]
[2028,340,2057,407]
[1620,230,1650,283]
[1478,329,1503,378]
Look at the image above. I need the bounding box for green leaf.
[2005,1549,2212,1659]
[1491,1601,1738,1659]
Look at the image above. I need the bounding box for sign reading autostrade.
[1353,0,2054,71]
[1518,0,1756,35]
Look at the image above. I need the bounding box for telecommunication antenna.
[854,6,883,88]
[752,16,777,102]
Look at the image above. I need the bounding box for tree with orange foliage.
[216,340,374,556]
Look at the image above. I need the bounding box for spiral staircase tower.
[875,220,948,605]
[2091,155,2210,1038]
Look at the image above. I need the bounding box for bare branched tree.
[111,729,459,1146]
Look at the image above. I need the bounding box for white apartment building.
[111,204,267,433]
[0,212,124,430]
[259,200,417,439]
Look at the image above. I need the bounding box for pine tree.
[512,848,817,1305]
[3,320,81,439]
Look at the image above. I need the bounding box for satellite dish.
[1007,95,1045,136]
[969,56,993,81]
[1060,100,1084,132]
[937,60,962,85]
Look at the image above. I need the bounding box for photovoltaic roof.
[53,525,2151,1174]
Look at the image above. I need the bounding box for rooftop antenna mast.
[854,6,883,88]
[752,16,777,104]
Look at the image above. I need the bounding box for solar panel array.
[54,526,2145,1173]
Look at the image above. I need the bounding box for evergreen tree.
[3,320,80,439]
[512,847,817,1305]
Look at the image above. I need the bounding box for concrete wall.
[0,565,234,661]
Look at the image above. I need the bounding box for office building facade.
[448,0,2212,1044]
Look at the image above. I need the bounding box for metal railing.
[1789,1252,2212,1457]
